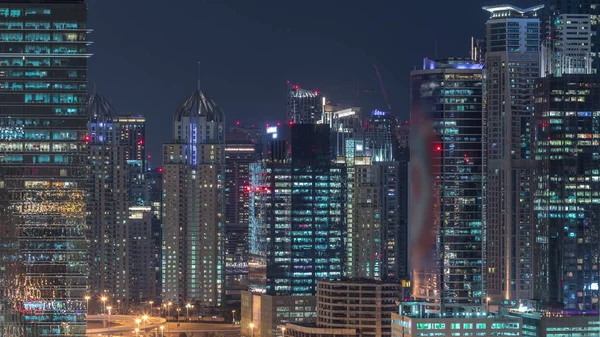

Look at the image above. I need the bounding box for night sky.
[88,0,538,159]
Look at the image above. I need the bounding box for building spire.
[197,61,201,91]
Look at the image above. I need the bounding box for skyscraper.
[544,0,600,73]
[286,83,325,124]
[87,92,131,307]
[0,1,90,335]
[224,130,258,300]
[243,124,346,337]
[410,57,485,313]
[162,86,225,307]
[483,4,543,302]
[534,74,600,309]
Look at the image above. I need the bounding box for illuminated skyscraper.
[286,83,325,124]
[534,74,600,309]
[410,58,485,313]
[224,130,258,300]
[243,124,346,337]
[162,86,225,307]
[484,4,543,302]
[87,93,131,306]
[0,1,90,335]
[544,0,600,73]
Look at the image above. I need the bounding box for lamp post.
[159,325,164,337]
[232,310,236,324]
[176,308,181,323]
[185,303,191,322]
[135,318,141,331]
[107,306,112,337]
[281,326,286,337]
[100,296,107,315]
[84,296,90,315]
[249,322,255,337]
[142,314,149,335]
[167,302,172,319]
[135,328,139,337]
[486,297,491,313]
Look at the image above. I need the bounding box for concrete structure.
[162,86,226,307]
[284,324,357,337]
[316,280,400,336]
[542,13,593,76]
[483,4,543,302]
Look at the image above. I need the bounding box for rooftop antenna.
[197,61,201,91]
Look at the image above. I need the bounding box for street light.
[486,297,491,312]
[135,318,141,331]
[249,322,255,337]
[167,301,172,319]
[142,314,149,334]
[107,306,112,336]
[135,328,139,337]
[185,303,191,322]
[100,296,108,315]
[149,301,154,315]
[281,326,286,337]
[232,309,236,324]
[84,296,90,315]
[159,325,164,337]
[176,308,181,323]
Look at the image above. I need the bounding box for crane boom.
[374,64,392,112]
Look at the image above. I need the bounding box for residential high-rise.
[534,74,600,310]
[483,4,543,302]
[116,115,147,206]
[128,206,156,304]
[224,130,258,300]
[87,92,131,306]
[243,124,346,337]
[145,168,163,302]
[0,1,90,335]
[162,86,225,307]
[410,58,485,313]
[544,0,600,73]
[286,83,325,124]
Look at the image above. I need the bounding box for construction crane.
[373,64,392,112]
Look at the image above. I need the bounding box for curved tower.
[163,88,225,307]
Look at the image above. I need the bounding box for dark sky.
[88,0,538,159]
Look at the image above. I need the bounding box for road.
[86,315,239,337]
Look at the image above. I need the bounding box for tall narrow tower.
[162,87,225,306]
[483,4,543,302]
[0,1,90,335]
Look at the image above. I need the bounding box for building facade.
[244,124,346,337]
[162,88,225,307]
[483,4,543,302]
[0,1,90,335]
[534,74,600,309]
[224,131,258,300]
[287,83,325,124]
[410,58,485,312]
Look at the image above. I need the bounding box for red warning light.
[293,85,300,89]
[138,140,144,145]
[158,168,163,173]
[435,145,442,151]
[83,135,91,142]
[277,122,281,126]
[289,121,294,125]
[236,121,241,125]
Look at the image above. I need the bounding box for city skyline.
[87,0,542,158]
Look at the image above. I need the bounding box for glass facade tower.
[534,74,600,310]
[0,1,90,336]
[410,58,485,313]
